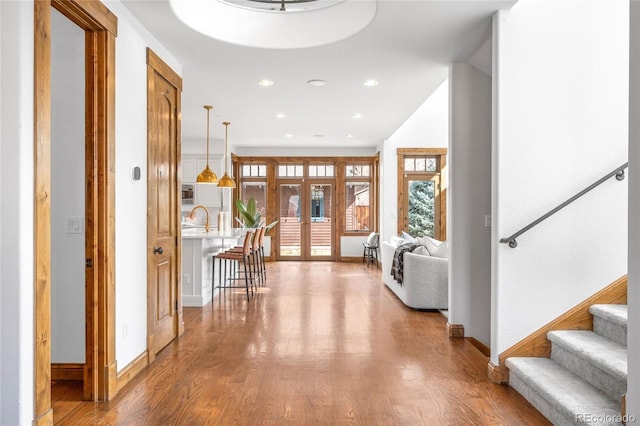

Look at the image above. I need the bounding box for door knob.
[154,246,164,254]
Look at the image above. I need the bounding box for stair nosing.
[589,304,628,328]
[547,330,627,380]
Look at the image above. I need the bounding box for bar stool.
[226,226,264,287]
[257,226,267,286]
[212,230,255,302]
[362,232,379,268]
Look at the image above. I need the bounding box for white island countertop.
[181,227,246,240]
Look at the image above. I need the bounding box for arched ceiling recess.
[169,0,377,49]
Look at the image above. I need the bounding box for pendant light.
[217,121,236,188]
[196,105,218,184]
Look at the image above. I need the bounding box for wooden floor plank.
[52,261,548,425]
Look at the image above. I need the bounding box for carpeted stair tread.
[590,304,627,328]
[547,330,627,381]
[506,357,621,422]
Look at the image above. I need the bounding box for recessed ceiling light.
[352,113,364,119]
[346,134,355,138]
[258,79,275,87]
[285,133,293,138]
[363,79,379,87]
[275,113,287,118]
[313,134,325,138]
[307,79,326,87]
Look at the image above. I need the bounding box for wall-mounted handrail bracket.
[500,162,628,248]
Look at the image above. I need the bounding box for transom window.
[308,164,334,177]
[241,164,267,177]
[346,164,370,177]
[278,164,304,178]
[404,156,437,173]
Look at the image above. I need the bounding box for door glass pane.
[310,184,332,256]
[408,179,435,237]
[279,184,301,257]
[241,182,266,223]
[345,182,370,231]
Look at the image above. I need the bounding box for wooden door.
[305,181,335,260]
[147,50,182,358]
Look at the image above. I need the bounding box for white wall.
[449,62,492,346]
[232,145,377,158]
[378,79,449,243]
[0,1,34,424]
[491,0,629,363]
[627,1,639,418]
[104,0,182,371]
[51,7,86,364]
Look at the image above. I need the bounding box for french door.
[277,180,335,260]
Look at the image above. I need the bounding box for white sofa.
[381,240,448,310]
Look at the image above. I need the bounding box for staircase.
[506,304,627,425]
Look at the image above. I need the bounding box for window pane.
[295,165,304,176]
[287,165,295,176]
[362,165,370,177]
[427,158,437,171]
[326,165,334,177]
[241,182,267,226]
[346,165,354,176]
[404,158,415,171]
[309,165,317,177]
[408,179,435,237]
[416,158,426,171]
[250,165,259,176]
[242,165,251,176]
[258,165,267,176]
[345,182,370,232]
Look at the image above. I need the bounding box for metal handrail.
[500,162,628,248]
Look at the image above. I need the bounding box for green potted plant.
[235,197,278,235]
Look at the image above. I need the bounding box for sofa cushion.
[401,231,416,243]
[412,245,430,256]
[416,235,442,255]
[389,235,405,247]
[430,240,449,258]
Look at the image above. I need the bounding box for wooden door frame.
[146,48,184,364]
[397,148,447,240]
[34,0,117,422]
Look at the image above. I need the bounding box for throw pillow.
[366,232,379,246]
[430,240,449,258]
[416,235,442,254]
[389,235,405,248]
[401,231,416,244]
[411,245,430,256]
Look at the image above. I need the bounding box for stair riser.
[551,344,626,401]
[593,316,627,348]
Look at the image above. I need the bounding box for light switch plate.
[65,216,83,234]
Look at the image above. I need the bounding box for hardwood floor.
[52,261,549,425]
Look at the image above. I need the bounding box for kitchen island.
[181,227,245,307]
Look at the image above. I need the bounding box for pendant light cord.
[205,107,211,167]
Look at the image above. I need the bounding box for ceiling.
[121,0,516,149]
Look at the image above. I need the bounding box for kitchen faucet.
[189,205,210,232]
